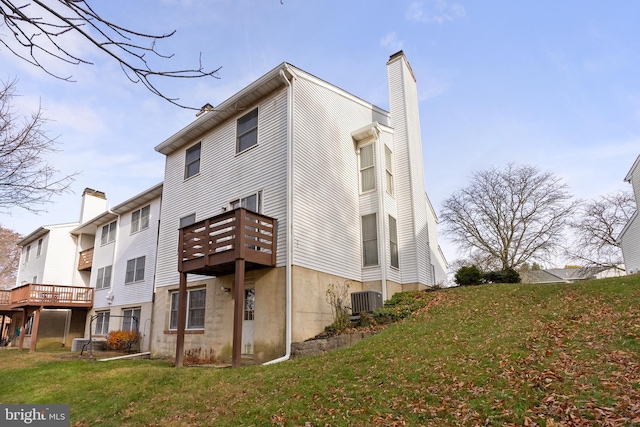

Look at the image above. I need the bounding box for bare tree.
[0,0,220,109]
[0,78,76,212]
[441,163,578,270]
[0,224,21,289]
[567,190,635,272]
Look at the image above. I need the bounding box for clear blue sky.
[1,0,639,267]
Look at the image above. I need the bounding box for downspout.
[374,126,388,301]
[264,66,295,365]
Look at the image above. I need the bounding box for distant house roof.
[521,267,610,284]
[624,154,640,182]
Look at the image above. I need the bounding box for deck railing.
[8,284,94,308]
[180,208,277,275]
[0,290,10,307]
[78,247,94,271]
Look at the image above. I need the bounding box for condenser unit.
[350,290,383,318]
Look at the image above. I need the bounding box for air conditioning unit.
[350,290,383,317]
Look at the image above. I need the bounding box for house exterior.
[619,154,640,274]
[5,52,448,365]
[520,267,623,284]
[150,51,445,365]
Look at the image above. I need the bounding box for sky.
[1,0,639,268]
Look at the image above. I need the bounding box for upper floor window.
[96,266,112,290]
[236,108,258,153]
[185,142,201,179]
[131,205,151,234]
[362,213,379,267]
[25,245,31,262]
[231,190,262,213]
[100,221,117,245]
[36,238,43,257]
[359,144,375,193]
[385,146,394,196]
[180,213,196,228]
[125,256,145,283]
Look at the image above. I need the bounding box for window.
[230,190,262,213]
[96,266,112,290]
[170,289,206,330]
[244,289,255,321]
[32,276,37,284]
[125,256,145,283]
[100,221,117,245]
[185,142,201,179]
[362,213,379,267]
[131,205,151,233]
[385,146,394,196]
[122,308,141,332]
[95,311,110,335]
[179,213,196,229]
[359,144,375,193]
[25,245,31,262]
[389,215,399,268]
[36,239,43,257]
[236,108,258,153]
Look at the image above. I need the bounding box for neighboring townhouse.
[71,184,162,352]
[619,154,640,274]
[1,189,106,350]
[426,194,449,286]
[150,51,445,366]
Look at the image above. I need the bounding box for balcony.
[4,284,94,309]
[179,207,277,276]
[78,247,94,271]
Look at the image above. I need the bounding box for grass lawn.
[1,275,639,426]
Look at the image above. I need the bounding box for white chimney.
[79,188,107,224]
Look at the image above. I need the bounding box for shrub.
[483,268,521,284]
[373,291,430,322]
[324,281,351,334]
[455,265,484,286]
[105,330,139,351]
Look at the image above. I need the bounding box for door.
[242,288,255,355]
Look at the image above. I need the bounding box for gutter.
[374,125,388,301]
[264,66,295,365]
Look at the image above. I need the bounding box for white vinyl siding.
[155,89,288,288]
[362,213,379,267]
[96,266,112,290]
[359,143,375,193]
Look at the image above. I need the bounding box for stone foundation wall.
[291,331,376,358]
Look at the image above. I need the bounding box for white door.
[242,288,255,355]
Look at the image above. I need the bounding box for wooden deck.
[179,208,277,276]
[0,284,94,310]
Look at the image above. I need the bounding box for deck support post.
[232,258,245,368]
[18,309,27,350]
[175,271,188,367]
[0,314,5,341]
[29,307,42,353]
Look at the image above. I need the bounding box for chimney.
[79,188,107,224]
[386,51,433,285]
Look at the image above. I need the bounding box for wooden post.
[18,309,27,350]
[0,314,5,341]
[232,258,245,367]
[29,307,42,353]
[175,272,188,367]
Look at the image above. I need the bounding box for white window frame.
[95,311,110,335]
[36,238,43,257]
[236,108,259,154]
[100,221,117,246]
[96,266,112,290]
[385,146,394,197]
[179,213,196,229]
[184,142,201,179]
[131,205,151,234]
[32,275,37,284]
[389,215,399,269]
[125,256,145,284]
[230,190,263,213]
[169,289,206,330]
[361,213,379,267]
[359,143,376,193]
[25,245,31,262]
[122,308,141,332]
